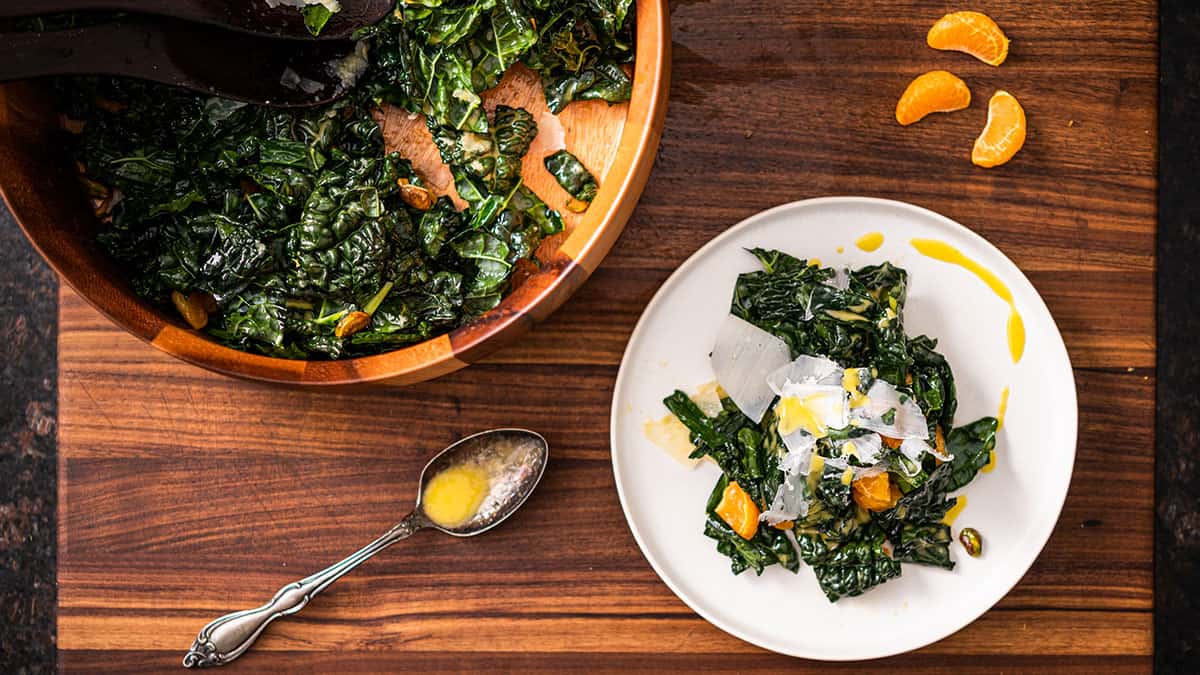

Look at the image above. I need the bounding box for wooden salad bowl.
[0,1,669,386]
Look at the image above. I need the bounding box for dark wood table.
[47,1,1158,671]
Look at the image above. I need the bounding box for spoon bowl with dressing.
[183,429,548,668]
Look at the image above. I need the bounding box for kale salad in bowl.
[0,1,668,383]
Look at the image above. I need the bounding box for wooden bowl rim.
[0,0,670,386]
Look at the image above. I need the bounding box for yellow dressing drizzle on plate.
[422,465,490,528]
[910,238,1026,363]
[855,232,885,252]
[996,385,1010,430]
[982,386,1010,473]
[942,494,967,525]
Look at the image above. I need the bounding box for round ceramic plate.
[610,197,1077,660]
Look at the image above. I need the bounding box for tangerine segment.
[852,472,896,512]
[715,481,760,540]
[927,11,1010,66]
[973,90,1026,167]
[895,70,971,126]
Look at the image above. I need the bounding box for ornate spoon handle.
[183,512,425,668]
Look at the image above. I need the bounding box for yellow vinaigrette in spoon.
[422,466,490,528]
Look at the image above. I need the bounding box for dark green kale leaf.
[908,334,958,434]
[426,106,561,317]
[544,149,598,203]
[892,522,955,569]
[586,0,635,41]
[429,105,537,194]
[790,464,860,544]
[808,524,902,602]
[208,294,289,355]
[522,3,633,112]
[935,417,998,493]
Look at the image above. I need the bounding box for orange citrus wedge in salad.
[715,480,760,540]
[852,472,897,512]
[927,11,1010,67]
[895,70,971,126]
[972,90,1026,167]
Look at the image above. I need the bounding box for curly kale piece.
[544,150,598,203]
[808,524,902,602]
[893,522,955,569]
[429,105,537,194]
[522,2,634,112]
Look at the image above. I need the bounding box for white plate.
[610,197,1077,660]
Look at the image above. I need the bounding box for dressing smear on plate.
[981,386,1010,473]
[910,238,1025,363]
[855,232,885,252]
[423,466,490,528]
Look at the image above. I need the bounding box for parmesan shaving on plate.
[710,315,792,423]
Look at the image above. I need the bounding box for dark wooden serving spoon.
[0,0,393,107]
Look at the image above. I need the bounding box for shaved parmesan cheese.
[710,315,792,423]
[836,432,884,465]
[328,41,370,89]
[690,381,726,418]
[767,354,844,392]
[762,434,823,524]
[853,462,889,479]
[761,472,810,525]
[829,267,851,290]
[900,437,953,463]
[850,380,928,439]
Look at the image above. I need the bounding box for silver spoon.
[182,428,549,668]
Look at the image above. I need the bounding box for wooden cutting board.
[57,1,1155,671]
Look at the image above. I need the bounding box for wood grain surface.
[57,1,1156,671]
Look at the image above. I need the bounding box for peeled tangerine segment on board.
[973,90,1027,168]
[895,70,971,126]
[927,11,1010,66]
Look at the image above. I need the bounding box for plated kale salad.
[55,1,628,359]
[661,249,997,602]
